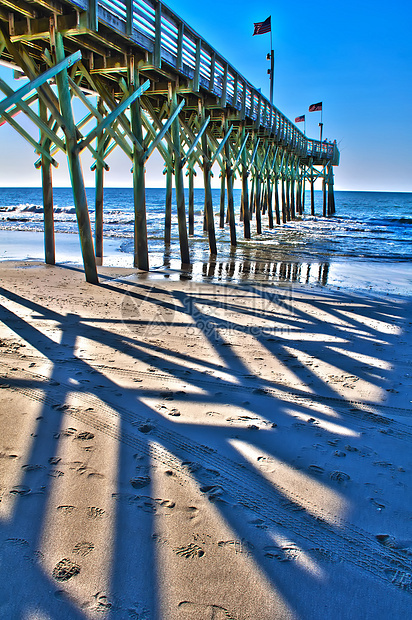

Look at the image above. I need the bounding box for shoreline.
[1,229,412,297]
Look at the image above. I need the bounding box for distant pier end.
[0,0,340,282]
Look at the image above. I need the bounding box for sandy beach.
[0,260,411,619]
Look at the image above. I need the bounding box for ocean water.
[0,187,411,290]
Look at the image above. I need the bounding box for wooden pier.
[0,0,339,283]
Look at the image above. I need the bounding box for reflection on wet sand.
[162,244,332,287]
[196,257,331,286]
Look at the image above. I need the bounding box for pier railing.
[68,0,338,164]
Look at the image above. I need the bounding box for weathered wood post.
[94,98,105,265]
[219,170,226,228]
[171,86,190,264]
[310,161,315,216]
[201,113,217,255]
[130,78,149,270]
[296,173,302,216]
[187,166,195,236]
[255,172,262,234]
[327,164,335,216]
[249,174,255,217]
[242,168,250,239]
[241,128,250,239]
[285,175,291,221]
[274,174,281,225]
[55,33,98,284]
[322,170,327,217]
[165,158,173,244]
[290,160,296,220]
[224,121,236,246]
[261,184,267,216]
[281,173,287,224]
[39,98,55,265]
[301,165,306,214]
[267,171,274,228]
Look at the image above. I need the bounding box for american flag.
[253,17,271,36]
[309,102,322,112]
[295,115,305,123]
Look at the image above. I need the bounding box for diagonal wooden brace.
[232,132,249,173]
[75,79,150,154]
[248,137,260,172]
[181,115,210,167]
[143,98,185,164]
[210,124,234,167]
[0,50,81,115]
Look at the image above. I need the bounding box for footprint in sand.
[384,568,412,592]
[4,538,29,548]
[309,547,341,564]
[181,506,199,520]
[52,558,81,582]
[218,539,254,555]
[376,534,412,553]
[9,485,31,496]
[126,602,150,619]
[174,543,205,558]
[308,465,325,476]
[199,484,226,503]
[87,506,106,519]
[72,541,94,557]
[57,505,77,515]
[21,463,45,472]
[75,431,95,441]
[130,476,151,490]
[330,471,350,483]
[264,543,302,562]
[91,592,112,612]
[182,461,202,473]
[48,469,65,478]
[178,601,236,619]
[247,517,268,529]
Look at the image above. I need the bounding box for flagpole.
[319,107,323,142]
[269,21,274,129]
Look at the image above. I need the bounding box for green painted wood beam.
[88,0,98,32]
[210,124,233,166]
[140,109,171,166]
[54,33,98,285]
[1,108,59,165]
[176,22,183,71]
[0,50,81,115]
[193,39,201,92]
[125,0,133,37]
[76,79,150,153]
[154,1,162,68]
[68,76,132,160]
[232,132,249,174]
[0,78,66,153]
[181,115,210,166]
[143,98,185,163]
[179,116,206,166]
[259,142,271,175]
[140,95,179,158]
[248,137,260,172]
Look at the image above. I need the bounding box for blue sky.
[0,0,411,191]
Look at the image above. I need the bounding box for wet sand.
[0,261,411,619]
